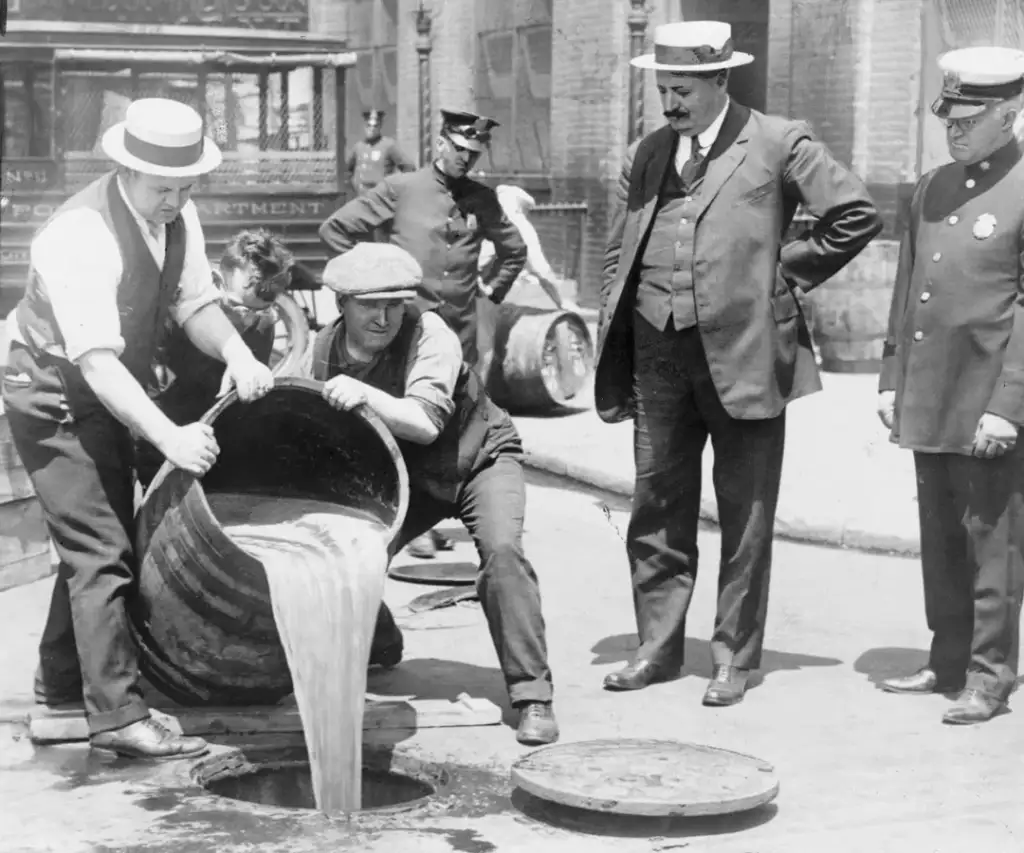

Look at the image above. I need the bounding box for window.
[475,0,553,175]
[2,64,52,159]
[346,0,399,146]
[920,0,1024,172]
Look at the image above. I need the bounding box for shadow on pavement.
[366,657,513,725]
[854,647,929,687]
[510,788,778,839]
[592,634,842,682]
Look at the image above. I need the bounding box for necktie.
[680,137,705,188]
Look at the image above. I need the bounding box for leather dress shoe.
[880,667,964,695]
[603,660,672,691]
[90,716,209,761]
[516,702,559,746]
[702,665,750,707]
[942,689,1006,725]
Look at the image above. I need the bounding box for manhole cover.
[388,561,477,586]
[204,760,435,813]
[511,739,779,817]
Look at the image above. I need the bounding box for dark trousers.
[383,455,553,705]
[7,408,149,734]
[914,450,1024,698]
[626,314,786,671]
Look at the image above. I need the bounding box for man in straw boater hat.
[346,108,415,199]
[320,108,527,560]
[877,46,1024,725]
[300,242,559,745]
[597,21,882,703]
[2,98,275,759]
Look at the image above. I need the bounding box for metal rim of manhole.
[388,562,478,586]
[510,738,780,817]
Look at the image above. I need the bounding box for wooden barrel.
[0,401,55,592]
[486,305,594,413]
[807,242,897,374]
[130,378,410,707]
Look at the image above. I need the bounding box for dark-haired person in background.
[135,228,294,491]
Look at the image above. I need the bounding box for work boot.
[90,716,209,761]
[405,533,437,560]
[515,702,559,746]
[431,529,455,552]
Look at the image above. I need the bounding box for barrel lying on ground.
[485,305,594,414]
[130,378,409,707]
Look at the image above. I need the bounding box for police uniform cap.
[363,109,385,123]
[440,108,499,153]
[322,243,423,300]
[932,46,1024,120]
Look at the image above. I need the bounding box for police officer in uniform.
[878,47,1024,725]
[320,109,528,560]
[346,109,415,198]
[3,99,274,759]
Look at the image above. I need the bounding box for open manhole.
[198,756,438,815]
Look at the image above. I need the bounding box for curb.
[522,448,922,558]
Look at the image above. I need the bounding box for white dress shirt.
[14,177,220,364]
[674,98,731,174]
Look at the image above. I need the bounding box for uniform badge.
[371,150,381,161]
[465,213,478,231]
[973,214,997,240]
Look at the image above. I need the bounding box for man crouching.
[303,242,558,746]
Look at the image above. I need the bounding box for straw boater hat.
[631,21,754,73]
[931,46,1024,120]
[101,98,222,178]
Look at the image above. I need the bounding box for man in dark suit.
[878,46,1024,725]
[598,21,882,705]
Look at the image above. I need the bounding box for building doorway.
[678,0,769,112]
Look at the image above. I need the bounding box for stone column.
[415,1,433,167]
[627,0,650,144]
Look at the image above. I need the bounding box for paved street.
[1,472,1021,852]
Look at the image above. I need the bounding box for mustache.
[664,111,689,120]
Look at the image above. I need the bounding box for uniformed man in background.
[878,46,1024,725]
[320,108,528,559]
[346,109,415,199]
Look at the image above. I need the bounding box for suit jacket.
[596,103,883,423]
[879,139,1024,453]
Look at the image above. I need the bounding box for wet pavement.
[1,473,1022,852]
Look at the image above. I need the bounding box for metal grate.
[935,0,1024,48]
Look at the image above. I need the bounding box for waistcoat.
[9,172,186,422]
[310,311,521,501]
[635,156,703,331]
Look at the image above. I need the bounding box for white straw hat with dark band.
[102,98,222,178]
[631,21,754,73]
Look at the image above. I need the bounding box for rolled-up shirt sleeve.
[170,200,221,326]
[403,311,461,432]
[30,208,127,362]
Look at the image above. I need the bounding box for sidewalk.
[513,316,922,557]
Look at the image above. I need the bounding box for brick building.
[310,0,1024,311]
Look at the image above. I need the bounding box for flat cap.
[440,108,499,152]
[932,46,1024,120]
[322,243,423,300]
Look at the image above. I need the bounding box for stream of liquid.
[206,492,389,816]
